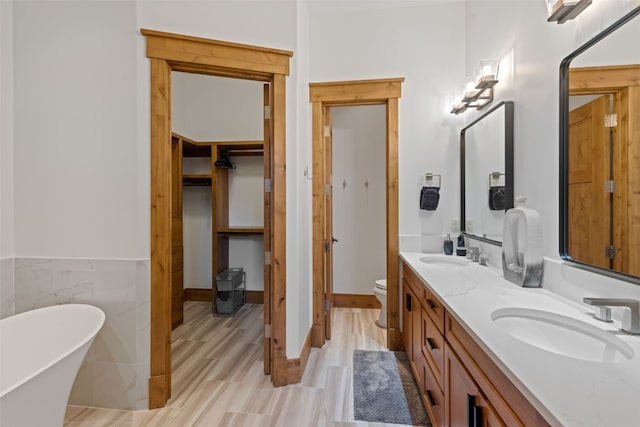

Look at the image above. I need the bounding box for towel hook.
[304,166,313,180]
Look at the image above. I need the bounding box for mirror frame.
[559,6,640,284]
[461,100,515,246]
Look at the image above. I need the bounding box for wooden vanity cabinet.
[401,263,551,427]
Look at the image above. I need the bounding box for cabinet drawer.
[422,308,444,391]
[422,285,445,334]
[402,263,423,298]
[422,361,444,427]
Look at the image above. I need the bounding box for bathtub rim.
[0,303,105,398]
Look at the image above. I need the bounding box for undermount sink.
[492,307,634,363]
[419,256,468,267]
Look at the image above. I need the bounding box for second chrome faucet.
[583,298,640,335]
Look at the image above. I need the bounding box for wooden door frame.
[309,78,404,350]
[142,29,292,408]
[567,64,640,276]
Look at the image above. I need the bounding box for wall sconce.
[546,0,592,24]
[450,59,499,115]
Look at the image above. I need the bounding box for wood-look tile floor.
[65,302,415,427]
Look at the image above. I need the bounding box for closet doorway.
[143,29,292,409]
[309,78,404,351]
[171,73,267,326]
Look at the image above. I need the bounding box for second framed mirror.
[460,101,514,245]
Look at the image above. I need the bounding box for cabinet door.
[402,280,412,357]
[445,344,505,427]
[476,393,506,427]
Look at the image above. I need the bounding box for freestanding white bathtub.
[0,304,105,427]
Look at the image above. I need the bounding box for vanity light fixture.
[546,0,592,24]
[450,59,499,115]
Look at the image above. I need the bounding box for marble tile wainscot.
[14,257,150,410]
[0,257,15,318]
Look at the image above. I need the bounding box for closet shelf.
[183,174,212,186]
[217,226,264,235]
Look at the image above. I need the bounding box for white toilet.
[373,279,387,328]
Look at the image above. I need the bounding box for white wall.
[309,2,467,251]
[331,105,386,294]
[464,0,640,260]
[228,156,264,291]
[0,0,14,259]
[13,1,142,258]
[181,157,212,289]
[0,0,15,318]
[171,72,263,141]
[293,0,313,357]
[182,186,212,289]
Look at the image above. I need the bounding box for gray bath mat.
[353,349,430,426]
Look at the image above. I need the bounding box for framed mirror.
[461,101,514,245]
[559,6,640,283]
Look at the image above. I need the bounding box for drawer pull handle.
[466,394,483,427]
[406,293,412,312]
[467,394,475,427]
[426,299,437,310]
[425,337,437,350]
[473,405,483,427]
[426,389,437,407]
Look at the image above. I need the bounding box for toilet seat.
[374,279,387,290]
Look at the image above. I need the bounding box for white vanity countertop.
[400,252,640,427]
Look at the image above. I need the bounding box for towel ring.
[424,173,442,188]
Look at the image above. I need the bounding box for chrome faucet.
[467,247,480,263]
[583,298,640,335]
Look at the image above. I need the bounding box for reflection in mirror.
[461,101,514,245]
[560,6,640,282]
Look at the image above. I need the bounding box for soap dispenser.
[443,233,453,255]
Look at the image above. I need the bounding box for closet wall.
[331,105,386,295]
[172,72,265,293]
